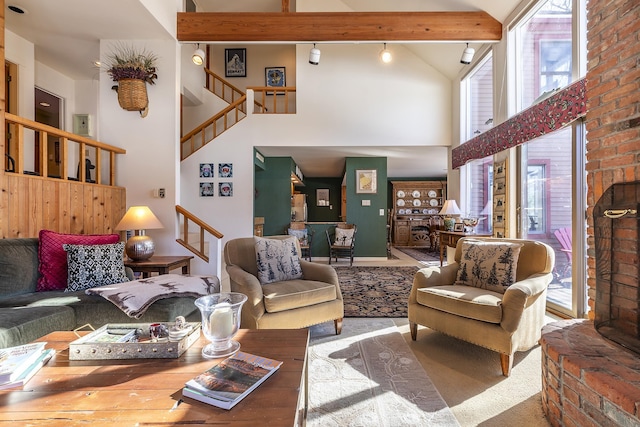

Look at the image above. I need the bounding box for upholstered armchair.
[408,237,554,376]
[224,235,344,334]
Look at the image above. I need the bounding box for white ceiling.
[5,0,521,179]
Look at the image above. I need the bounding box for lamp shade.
[115,206,163,231]
[439,199,462,216]
[309,45,321,65]
[460,44,475,64]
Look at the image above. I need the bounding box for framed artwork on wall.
[219,182,233,197]
[199,182,214,197]
[218,163,233,178]
[225,48,246,77]
[317,189,330,206]
[199,163,214,178]
[453,223,464,232]
[265,67,286,94]
[356,169,377,194]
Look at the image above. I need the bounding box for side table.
[124,255,194,278]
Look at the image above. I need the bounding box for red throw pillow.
[37,230,120,291]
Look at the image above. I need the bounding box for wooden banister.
[204,69,265,113]
[175,205,224,263]
[248,87,296,114]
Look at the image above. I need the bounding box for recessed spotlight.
[39,102,50,107]
[8,5,27,14]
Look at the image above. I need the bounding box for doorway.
[35,87,63,177]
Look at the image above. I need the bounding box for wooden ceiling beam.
[177,11,502,43]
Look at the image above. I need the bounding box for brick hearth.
[541,320,640,426]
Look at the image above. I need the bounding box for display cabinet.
[391,180,447,246]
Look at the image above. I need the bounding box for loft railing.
[204,69,265,113]
[180,96,246,160]
[248,87,297,114]
[4,112,125,185]
[175,205,224,263]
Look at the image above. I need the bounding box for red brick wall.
[585,0,640,317]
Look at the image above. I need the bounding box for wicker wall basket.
[117,79,148,112]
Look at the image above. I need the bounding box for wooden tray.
[69,322,201,360]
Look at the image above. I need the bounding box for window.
[512,0,573,112]
[461,51,493,140]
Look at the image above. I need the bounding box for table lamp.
[439,199,461,231]
[115,206,164,261]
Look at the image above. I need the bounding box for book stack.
[182,351,282,409]
[0,342,54,390]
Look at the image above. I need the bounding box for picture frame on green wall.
[317,189,330,206]
[356,169,377,194]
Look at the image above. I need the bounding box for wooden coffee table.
[0,329,309,426]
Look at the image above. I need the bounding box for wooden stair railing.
[204,69,265,113]
[175,205,223,263]
[180,96,246,160]
[4,112,125,185]
[248,87,297,114]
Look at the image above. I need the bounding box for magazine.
[0,348,55,390]
[0,342,47,384]
[182,351,282,410]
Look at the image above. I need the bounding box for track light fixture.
[192,44,205,66]
[460,43,475,65]
[380,43,392,63]
[309,43,321,65]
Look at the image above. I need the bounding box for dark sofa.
[0,238,200,347]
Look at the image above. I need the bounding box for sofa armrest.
[409,263,459,304]
[500,272,553,332]
[226,264,266,318]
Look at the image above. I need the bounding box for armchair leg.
[410,321,418,340]
[500,353,513,377]
[334,318,343,335]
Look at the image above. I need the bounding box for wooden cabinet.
[391,181,446,246]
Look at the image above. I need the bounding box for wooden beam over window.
[177,11,502,43]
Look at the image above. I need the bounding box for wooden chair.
[326,223,357,266]
[286,222,314,261]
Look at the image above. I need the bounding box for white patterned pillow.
[254,236,303,285]
[334,228,355,246]
[63,242,130,292]
[455,240,523,293]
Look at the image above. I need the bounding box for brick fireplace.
[540,0,640,425]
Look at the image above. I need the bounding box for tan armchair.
[224,235,344,334]
[408,237,554,376]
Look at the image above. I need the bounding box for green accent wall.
[254,157,296,236]
[304,177,342,222]
[345,157,388,257]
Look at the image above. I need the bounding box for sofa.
[408,237,555,376]
[0,238,202,348]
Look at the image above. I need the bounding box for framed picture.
[218,163,233,178]
[73,114,91,137]
[219,182,233,197]
[199,163,214,178]
[225,48,246,77]
[494,177,506,194]
[453,223,464,232]
[316,189,330,206]
[494,159,507,179]
[265,67,286,94]
[199,182,214,197]
[356,169,377,194]
[493,194,506,211]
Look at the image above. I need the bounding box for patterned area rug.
[335,266,419,317]
[308,318,460,426]
[394,246,441,265]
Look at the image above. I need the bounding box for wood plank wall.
[0,0,127,239]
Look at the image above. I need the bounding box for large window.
[512,0,573,112]
[461,52,493,225]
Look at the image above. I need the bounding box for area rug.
[394,246,441,265]
[308,318,460,426]
[335,267,419,318]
